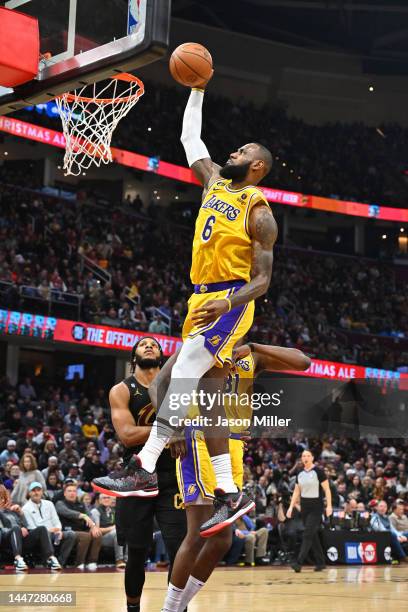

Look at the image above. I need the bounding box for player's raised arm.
[233,343,311,374]
[180,86,220,191]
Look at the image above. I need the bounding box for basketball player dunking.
[93,73,278,535]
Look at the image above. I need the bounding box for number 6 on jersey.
[201,215,216,241]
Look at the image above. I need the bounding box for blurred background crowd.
[0,178,407,371]
[15,80,408,209]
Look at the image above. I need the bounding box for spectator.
[0,484,61,571]
[148,314,167,334]
[370,500,408,564]
[82,451,107,483]
[235,515,269,566]
[101,308,121,327]
[91,494,126,568]
[38,439,59,469]
[390,501,408,535]
[18,377,36,400]
[11,452,47,506]
[46,472,63,500]
[16,429,38,455]
[58,433,81,468]
[41,456,64,482]
[22,482,76,567]
[81,415,99,439]
[0,440,19,466]
[55,483,102,570]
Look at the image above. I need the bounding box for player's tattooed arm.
[191,204,277,326]
[231,204,277,306]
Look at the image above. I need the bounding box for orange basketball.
[169,43,213,88]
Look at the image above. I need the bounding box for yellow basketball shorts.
[182,280,255,367]
[177,428,244,504]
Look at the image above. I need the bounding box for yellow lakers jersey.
[190,179,269,284]
[186,352,255,433]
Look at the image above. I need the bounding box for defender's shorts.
[182,280,254,367]
[177,428,244,505]
[116,471,186,549]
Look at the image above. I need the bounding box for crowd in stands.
[0,375,407,570]
[0,178,407,370]
[15,80,408,208]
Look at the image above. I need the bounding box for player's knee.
[184,532,205,552]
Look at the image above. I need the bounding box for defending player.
[93,75,278,530]
[99,338,187,612]
[158,342,311,612]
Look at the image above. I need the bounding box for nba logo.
[345,542,377,564]
[128,0,142,34]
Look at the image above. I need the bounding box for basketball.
[169,42,213,87]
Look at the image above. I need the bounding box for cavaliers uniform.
[177,353,255,504]
[183,179,269,366]
[115,375,186,553]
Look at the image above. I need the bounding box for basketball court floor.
[1,566,406,611]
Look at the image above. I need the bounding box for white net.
[55,74,144,176]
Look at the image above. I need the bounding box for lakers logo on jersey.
[208,334,222,346]
[188,484,197,496]
[190,179,269,285]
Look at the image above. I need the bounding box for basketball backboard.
[0,0,170,114]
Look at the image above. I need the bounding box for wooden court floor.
[1,565,407,611]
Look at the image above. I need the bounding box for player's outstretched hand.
[232,344,252,362]
[239,430,251,452]
[169,432,187,460]
[191,298,230,326]
[194,69,214,90]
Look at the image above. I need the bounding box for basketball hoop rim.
[57,73,144,105]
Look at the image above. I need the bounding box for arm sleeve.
[316,468,327,483]
[55,501,82,520]
[90,509,100,527]
[180,89,210,167]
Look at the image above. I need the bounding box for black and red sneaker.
[199,488,255,538]
[92,455,158,498]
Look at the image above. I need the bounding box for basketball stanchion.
[55,73,144,176]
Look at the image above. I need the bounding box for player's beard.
[135,354,161,369]
[219,160,251,181]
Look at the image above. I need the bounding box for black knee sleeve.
[125,547,147,599]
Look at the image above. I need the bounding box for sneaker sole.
[200,500,256,538]
[91,482,159,498]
